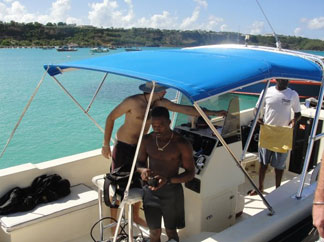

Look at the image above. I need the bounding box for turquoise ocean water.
[0,47,166,169]
[0,48,322,170]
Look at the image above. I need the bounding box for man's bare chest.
[146,140,180,160]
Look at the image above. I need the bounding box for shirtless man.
[101,82,226,229]
[137,106,195,242]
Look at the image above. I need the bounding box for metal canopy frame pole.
[315,133,324,142]
[193,102,275,215]
[170,91,182,128]
[0,69,48,159]
[86,73,108,112]
[296,80,324,198]
[50,75,104,133]
[241,80,270,161]
[113,81,156,242]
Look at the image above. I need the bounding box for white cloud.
[88,0,135,28]
[0,0,226,33]
[66,16,82,25]
[0,3,5,19]
[0,0,82,24]
[121,0,134,24]
[179,6,200,29]
[194,0,208,8]
[0,1,35,23]
[137,11,177,29]
[87,0,210,30]
[88,0,118,27]
[220,24,228,32]
[250,21,264,35]
[50,0,71,22]
[294,27,302,36]
[204,15,224,31]
[307,17,324,30]
[8,1,24,15]
[134,0,216,31]
[179,0,208,30]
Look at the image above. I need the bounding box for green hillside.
[1,21,324,50]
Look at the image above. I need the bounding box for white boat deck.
[239,168,298,218]
[66,163,301,242]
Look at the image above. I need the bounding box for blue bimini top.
[44,45,323,103]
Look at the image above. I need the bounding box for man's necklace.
[156,132,174,151]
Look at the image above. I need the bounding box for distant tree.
[1,39,12,46]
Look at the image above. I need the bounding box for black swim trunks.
[143,183,185,230]
[111,140,136,172]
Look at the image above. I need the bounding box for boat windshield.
[173,93,242,139]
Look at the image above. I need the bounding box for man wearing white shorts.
[249,79,301,195]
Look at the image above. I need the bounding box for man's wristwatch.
[166,177,172,185]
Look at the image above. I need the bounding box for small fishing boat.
[125,47,142,52]
[56,46,78,52]
[90,47,109,53]
[0,44,323,242]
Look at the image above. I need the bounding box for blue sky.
[0,0,323,40]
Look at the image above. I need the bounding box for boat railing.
[296,56,324,198]
[240,80,270,161]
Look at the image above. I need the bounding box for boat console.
[175,124,242,175]
[174,97,246,238]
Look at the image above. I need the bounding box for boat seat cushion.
[242,152,258,161]
[0,184,97,233]
[92,174,143,205]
